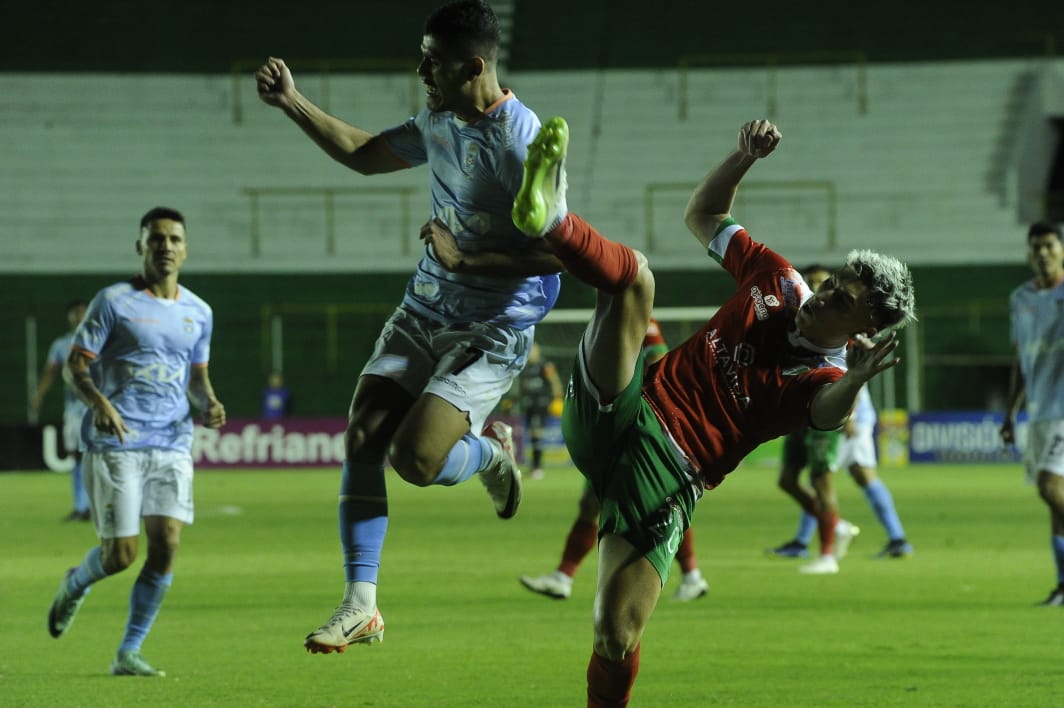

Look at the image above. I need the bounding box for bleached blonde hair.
[845,249,917,333]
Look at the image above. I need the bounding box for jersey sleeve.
[72,292,116,359]
[191,306,213,367]
[493,110,541,196]
[379,114,428,167]
[707,218,791,286]
[46,337,68,366]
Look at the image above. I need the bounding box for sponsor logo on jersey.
[750,286,769,321]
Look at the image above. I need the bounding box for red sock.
[559,519,598,577]
[675,528,697,574]
[587,645,641,707]
[818,511,839,556]
[546,214,639,294]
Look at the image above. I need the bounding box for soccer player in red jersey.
[512,117,916,706]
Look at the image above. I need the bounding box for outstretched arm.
[684,120,782,249]
[810,333,900,430]
[419,220,565,276]
[256,56,406,175]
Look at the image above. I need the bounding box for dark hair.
[140,206,185,230]
[424,0,500,61]
[65,299,87,313]
[1027,220,1061,241]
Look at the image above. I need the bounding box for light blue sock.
[71,458,90,513]
[68,546,108,596]
[864,479,906,540]
[432,433,490,486]
[1053,535,1064,585]
[796,513,817,545]
[339,461,388,584]
[118,567,172,653]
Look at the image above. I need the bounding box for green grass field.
[2,461,1062,707]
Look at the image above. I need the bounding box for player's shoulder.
[95,279,138,305]
[488,93,541,142]
[177,286,212,315]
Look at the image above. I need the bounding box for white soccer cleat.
[304,605,384,654]
[671,576,709,602]
[798,555,840,575]
[479,422,523,519]
[519,572,573,600]
[512,116,570,237]
[833,520,860,559]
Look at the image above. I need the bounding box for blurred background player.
[769,265,913,568]
[46,206,226,677]
[1000,220,1064,606]
[520,318,709,601]
[261,370,292,420]
[510,341,563,479]
[31,299,91,521]
[257,0,563,654]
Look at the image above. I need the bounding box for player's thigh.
[348,375,416,458]
[582,263,654,403]
[142,449,194,526]
[62,410,82,453]
[391,392,476,468]
[422,320,531,435]
[84,450,149,539]
[594,533,662,654]
[1027,419,1064,482]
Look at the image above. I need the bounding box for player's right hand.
[738,119,781,158]
[92,399,129,444]
[256,57,296,107]
[999,418,1016,446]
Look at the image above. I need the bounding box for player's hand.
[999,417,1016,446]
[845,332,900,383]
[738,120,782,158]
[202,399,227,429]
[92,399,129,444]
[420,219,465,272]
[256,57,297,108]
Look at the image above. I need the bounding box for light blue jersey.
[381,91,560,330]
[46,332,89,421]
[73,280,213,452]
[1009,278,1064,422]
[853,385,876,428]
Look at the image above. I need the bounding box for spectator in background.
[512,342,563,479]
[1000,220,1064,606]
[520,317,710,602]
[46,206,226,677]
[262,370,292,420]
[32,299,91,521]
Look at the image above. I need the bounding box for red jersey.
[643,220,846,490]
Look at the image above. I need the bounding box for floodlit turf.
[2,462,1062,706]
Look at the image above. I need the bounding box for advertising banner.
[908,411,1026,464]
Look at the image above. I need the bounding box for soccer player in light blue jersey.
[32,299,91,521]
[256,0,564,654]
[46,207,227,677]
[1001,221,1064,606]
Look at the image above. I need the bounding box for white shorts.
[84,449,195,538]
[361,307,532,434]
[1024,419,1064,484]
[837,425,877,469]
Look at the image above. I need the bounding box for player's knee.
[387,443,438,487]
[102,541,138,573]
[344,419,387,462]
[592,624,640,663]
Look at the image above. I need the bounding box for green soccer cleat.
[512,116,570,237]
[47,568,89,639]
[111,650,166,677]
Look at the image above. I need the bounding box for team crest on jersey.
[765,295,780,307]
[183,317,195,333]
[462,143,480,176]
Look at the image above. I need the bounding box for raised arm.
[809,333,900,430]
[188,366,227,429]
[256,57,406,175]
[683,120,782,249]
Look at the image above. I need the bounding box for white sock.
[343,581,377,611]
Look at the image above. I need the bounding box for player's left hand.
[202,399,227,429]
[420,219,465,272]
[845,332,900,382]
